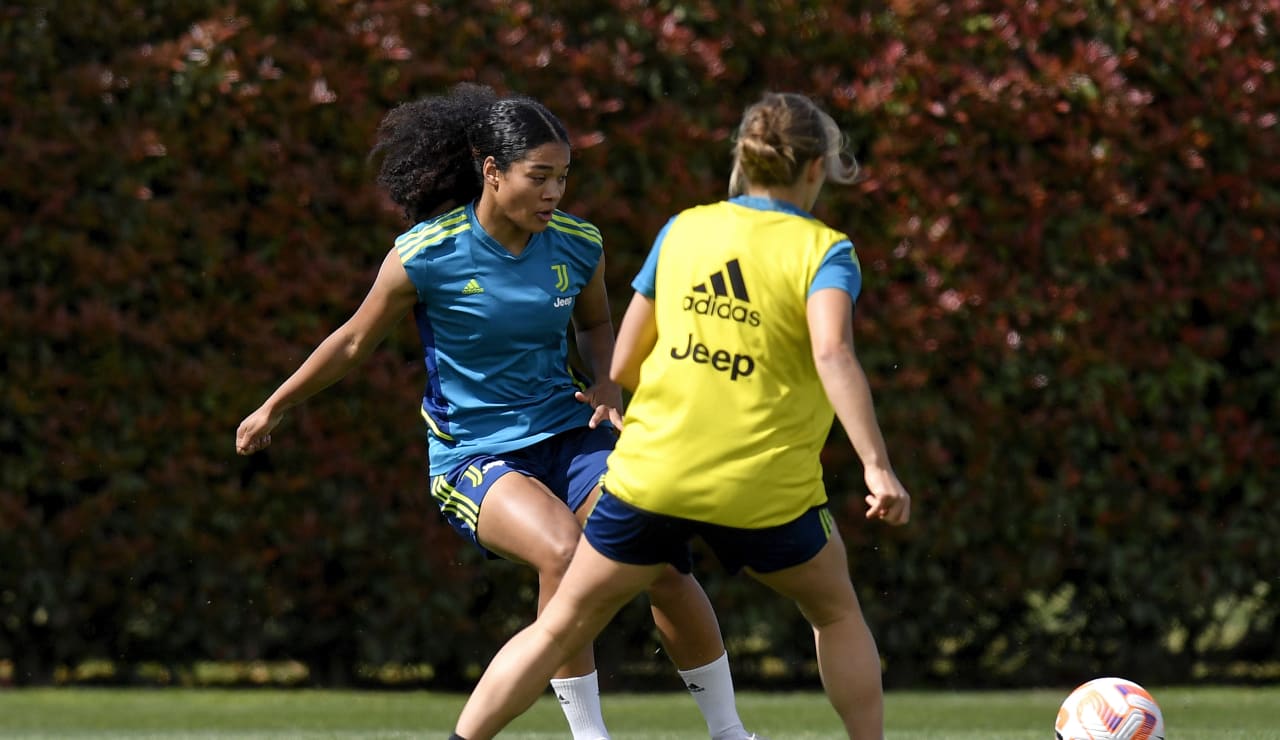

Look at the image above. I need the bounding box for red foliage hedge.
[2,0,1276,687]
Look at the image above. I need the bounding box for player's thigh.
[477,472,581,570]
[747,528,862,625]
[573,483,603,526]
[541,537,663,641]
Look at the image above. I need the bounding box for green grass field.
[0,686,1276,738]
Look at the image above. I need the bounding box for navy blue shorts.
[583,489,835,575]
[430,426,616,557]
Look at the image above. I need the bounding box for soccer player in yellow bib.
[450,92,912,740]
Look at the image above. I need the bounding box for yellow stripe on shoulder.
[548,213,602,247]
[551,211,600,237]
[397,209,470,263]
[399,221,470,264]
[548,221,602,247]
[394,207,467,252]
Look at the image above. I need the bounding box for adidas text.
[682,295,761,326]
[670,333,755,381]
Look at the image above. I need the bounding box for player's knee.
[800,596,864,630]
[549,539,579,577]
[529,532,580,581]
[643,564,692,604]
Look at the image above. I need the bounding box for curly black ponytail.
[371,83,570,223]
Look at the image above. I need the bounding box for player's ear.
[806,156,825,184]
[482,156,501,187]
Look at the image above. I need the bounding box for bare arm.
[610,292,658,393]
[235,249,419,454]
[807,288,911,525]
[571,256,624,428]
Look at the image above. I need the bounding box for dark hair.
[728,92,858,197]
[370,83,570,222]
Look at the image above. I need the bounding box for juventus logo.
[551,263,570,292]
[691,258,750,301]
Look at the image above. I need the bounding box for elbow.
[340,333,366,362]
[811,340,856,369]
[333,326,372,365]
[811,343,862,386]
[345,342,368,365]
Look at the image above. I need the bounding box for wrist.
[261,398,290,420]
[861,458,893,477]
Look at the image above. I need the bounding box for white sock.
[678,652,748,740]
[550,670,611,740]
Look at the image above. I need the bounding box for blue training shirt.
[395,202,603,475]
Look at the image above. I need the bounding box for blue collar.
[728,194,814,219]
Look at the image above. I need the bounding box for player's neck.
[474,200,531,255]
[744,187,807,212]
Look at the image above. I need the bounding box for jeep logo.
[670,333,755,381]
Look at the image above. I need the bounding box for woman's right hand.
[236,407,282,455]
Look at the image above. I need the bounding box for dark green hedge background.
[2,0,1277,689]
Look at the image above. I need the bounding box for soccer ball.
[1055,677,1165,740]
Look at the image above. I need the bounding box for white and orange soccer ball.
[1055,677,1165,740]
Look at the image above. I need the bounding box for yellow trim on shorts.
[431,475,480,529]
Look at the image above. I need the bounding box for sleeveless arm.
[571,255,625,422]
[236,249,418,454]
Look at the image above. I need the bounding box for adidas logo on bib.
[691,258,750,301]
[683,258,760,326]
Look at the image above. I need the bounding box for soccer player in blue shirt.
[236,83,756,740]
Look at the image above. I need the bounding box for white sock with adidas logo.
[679,652,749,740]
[550,670,610,739]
